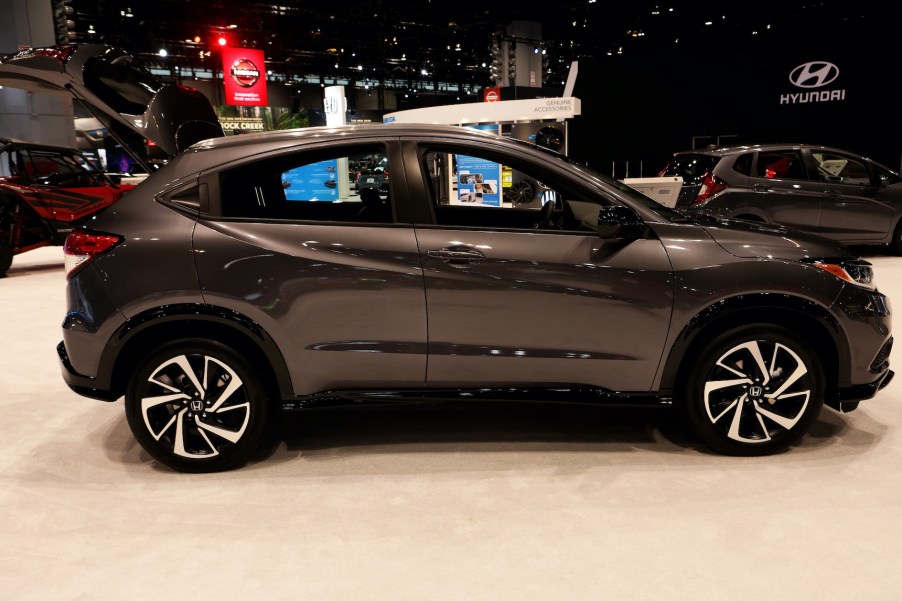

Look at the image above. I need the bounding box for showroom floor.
[2,246,901,600]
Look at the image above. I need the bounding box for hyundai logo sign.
[789,61,840,89]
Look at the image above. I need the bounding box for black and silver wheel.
[684,326,824,455]
[507,180,535,206]
[125,339,269,472]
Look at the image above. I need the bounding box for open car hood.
[0,45,223,157]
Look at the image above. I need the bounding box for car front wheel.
[125,339,270,472]
[684,325,825,455]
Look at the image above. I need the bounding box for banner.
[222,47,268,106]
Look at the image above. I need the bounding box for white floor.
[3,246,902,600]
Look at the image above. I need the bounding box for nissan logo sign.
[789,61,839,89]
[230,58,260,88]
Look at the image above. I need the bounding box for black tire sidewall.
[124,339,270,472]
[684,325,825,455]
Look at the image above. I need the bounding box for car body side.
[58,129,892,412]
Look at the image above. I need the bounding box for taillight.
[694,173,727,203]
[63,229,123,278]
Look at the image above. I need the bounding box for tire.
[124,339,270,472]
[0,241,11,277]
[683,325,825,455]
[890,220,902,255]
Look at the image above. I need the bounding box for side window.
[754,151,807,181]
[732,153,752,176]
[21,150,94,186]
[218,144,393,223]
[810,151,873,186]
[420,145,603,233]
[0,150,13,178]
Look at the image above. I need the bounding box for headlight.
[807,259,875,290]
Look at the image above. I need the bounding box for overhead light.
[158,49,167,57]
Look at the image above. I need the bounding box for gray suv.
[661,144,902,251]
[2,46,894,471]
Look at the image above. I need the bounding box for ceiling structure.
[66,0,878,96]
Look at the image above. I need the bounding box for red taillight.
[63,230,123,277]
[694,173,727,203]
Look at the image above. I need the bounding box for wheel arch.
[101,304,292,401]
[658,294,847,404]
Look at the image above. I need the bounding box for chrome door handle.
[426,246,486,267]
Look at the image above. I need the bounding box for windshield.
[504,137,688,222]
[569,162,688,222]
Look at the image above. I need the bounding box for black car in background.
[661,144,902,252]
[1,46,894,472]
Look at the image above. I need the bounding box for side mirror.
[107,174,122,185]
[597,205,646,239]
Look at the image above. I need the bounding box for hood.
[0,45,223,157]
[692,215,852,261]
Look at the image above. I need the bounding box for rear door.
[192,139,428,395]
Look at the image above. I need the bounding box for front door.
[408,142,673,393]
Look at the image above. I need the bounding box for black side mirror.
[597,205,646,239]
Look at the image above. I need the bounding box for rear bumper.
[57,341,118,401]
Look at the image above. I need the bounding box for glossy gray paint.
[56,125,892,410]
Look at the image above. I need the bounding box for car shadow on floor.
[251,401,860,467]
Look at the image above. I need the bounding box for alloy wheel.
[702,339,811,444]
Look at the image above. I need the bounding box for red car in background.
[0,136,134,276]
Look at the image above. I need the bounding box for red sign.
[222,47,268,106]
[484,87,500,103]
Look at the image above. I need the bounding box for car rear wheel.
[124,339,270,472]
[684,325,825,455]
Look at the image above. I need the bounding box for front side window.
[420,144,609,233]
[810,151,873,186]
[219,144,393,224]
[755,151,807,181]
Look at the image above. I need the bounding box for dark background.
[570,16,900,177]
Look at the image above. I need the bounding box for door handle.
[426,246,486,267]
[751,184,767,192]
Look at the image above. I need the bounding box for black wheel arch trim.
[94,303,292,399]
[657,293,849,396]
